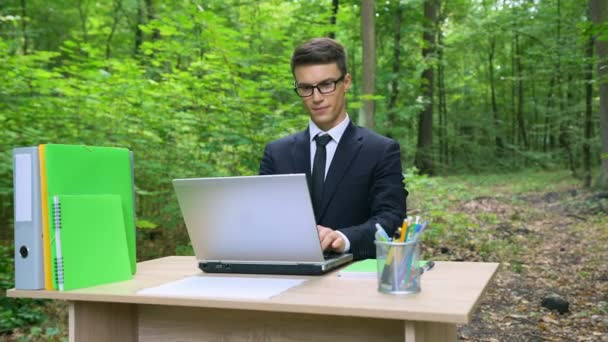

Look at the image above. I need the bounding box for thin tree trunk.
[555,0,573,172]
[106,0,123,59]
[415,0,437,175]
[515,33,528,149]
[437,24,447,166]
[134,0,144,55]
[78,0,89,42]
[20,0,28,54]
[590,0,608,188]
[359,0,376,129]
[560,75,576,175]
[328,0,339,39]
[531,77,539,150]
[489,36,503,156]
[510,33,517,148]
[583,20,594,188]
[544,76,556,152]
[387,2,403,134]
[145,0,160,41]
[546,0,564,157]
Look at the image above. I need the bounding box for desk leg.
[404,321,457,342]
[69,301,138,342]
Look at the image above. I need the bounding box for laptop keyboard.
[323,252,342,260]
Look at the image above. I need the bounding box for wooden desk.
[8,256,498,342]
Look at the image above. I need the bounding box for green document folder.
[338,259,430,278]
[337,259,377,278]
[44,144,136,289]
[53,194,132,291]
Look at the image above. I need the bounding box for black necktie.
[312,134,332,217]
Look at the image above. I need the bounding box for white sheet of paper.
[137,276,306,300]
[14,153,32,222]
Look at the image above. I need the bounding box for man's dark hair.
[291,37,348,76]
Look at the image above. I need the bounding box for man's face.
[294,63,351,131]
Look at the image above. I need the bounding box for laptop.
[172,174,353,275]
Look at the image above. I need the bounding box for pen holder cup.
[374,240,421,295]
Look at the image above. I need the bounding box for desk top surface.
[8,256,499,324]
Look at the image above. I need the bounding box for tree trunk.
[328,0,339,39]
[387,2,403,135]
[488,36,503,155]
[590,0,608,188]
[544,76,555,152]
[583,18,594,188]
[359,0,376,129]
[415,0,437,175]
[545,0,564,157]
[437,22,447,166]
[106,0,123,59]
[510,33,516,148]
[515,33,528,149]
[560,74,576,175]
[20,0,28,54]
[77,0,89,42]
[555,0,575,173]
[135,0,144,55]
[145,0,160,41]
[531,76,539,150]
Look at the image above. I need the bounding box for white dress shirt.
[308,115,352,252]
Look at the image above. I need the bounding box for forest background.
[0,0,607,340]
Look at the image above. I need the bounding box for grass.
[457,169,577,193]
[406,168,583,265]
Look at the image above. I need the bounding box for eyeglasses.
[293,75,345,97]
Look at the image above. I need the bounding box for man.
[259,37,407,260]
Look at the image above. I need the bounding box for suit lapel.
[292,129,311,177]
[318,122,363,221]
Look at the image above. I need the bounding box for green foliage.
[0,244,49,335]
[0,0,600,238]
[0,0,325,258]
[136,219,158,229]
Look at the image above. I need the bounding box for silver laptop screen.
[173,174,325,263]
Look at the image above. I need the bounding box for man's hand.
[317,225,345,253]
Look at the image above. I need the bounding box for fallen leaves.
[452,188,608,340]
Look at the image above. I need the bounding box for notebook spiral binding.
[53,196,65,291]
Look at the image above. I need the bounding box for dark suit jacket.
[259,122,407,259]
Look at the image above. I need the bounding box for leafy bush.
[0,244,49,334]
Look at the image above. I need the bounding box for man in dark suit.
[259,37,407,260]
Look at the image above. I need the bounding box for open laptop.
[172,174,353,275]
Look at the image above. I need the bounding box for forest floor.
[434,179,608,341]
[2,171,608,341]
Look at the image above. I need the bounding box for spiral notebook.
[52,194,132,291]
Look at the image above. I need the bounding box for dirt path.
[456,189,608,341]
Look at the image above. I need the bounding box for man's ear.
[344,73,352,92]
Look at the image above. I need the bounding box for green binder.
[52,194,132,291]
[43,144,136,289]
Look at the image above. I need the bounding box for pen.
[375,223,390,242]
[411,221,428,241]
[392,228,401,242]
[399,219,409,242]
[414,260,436,276]
[417,221,428,234]
[422,260,435,273]
[384,228,401,267]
